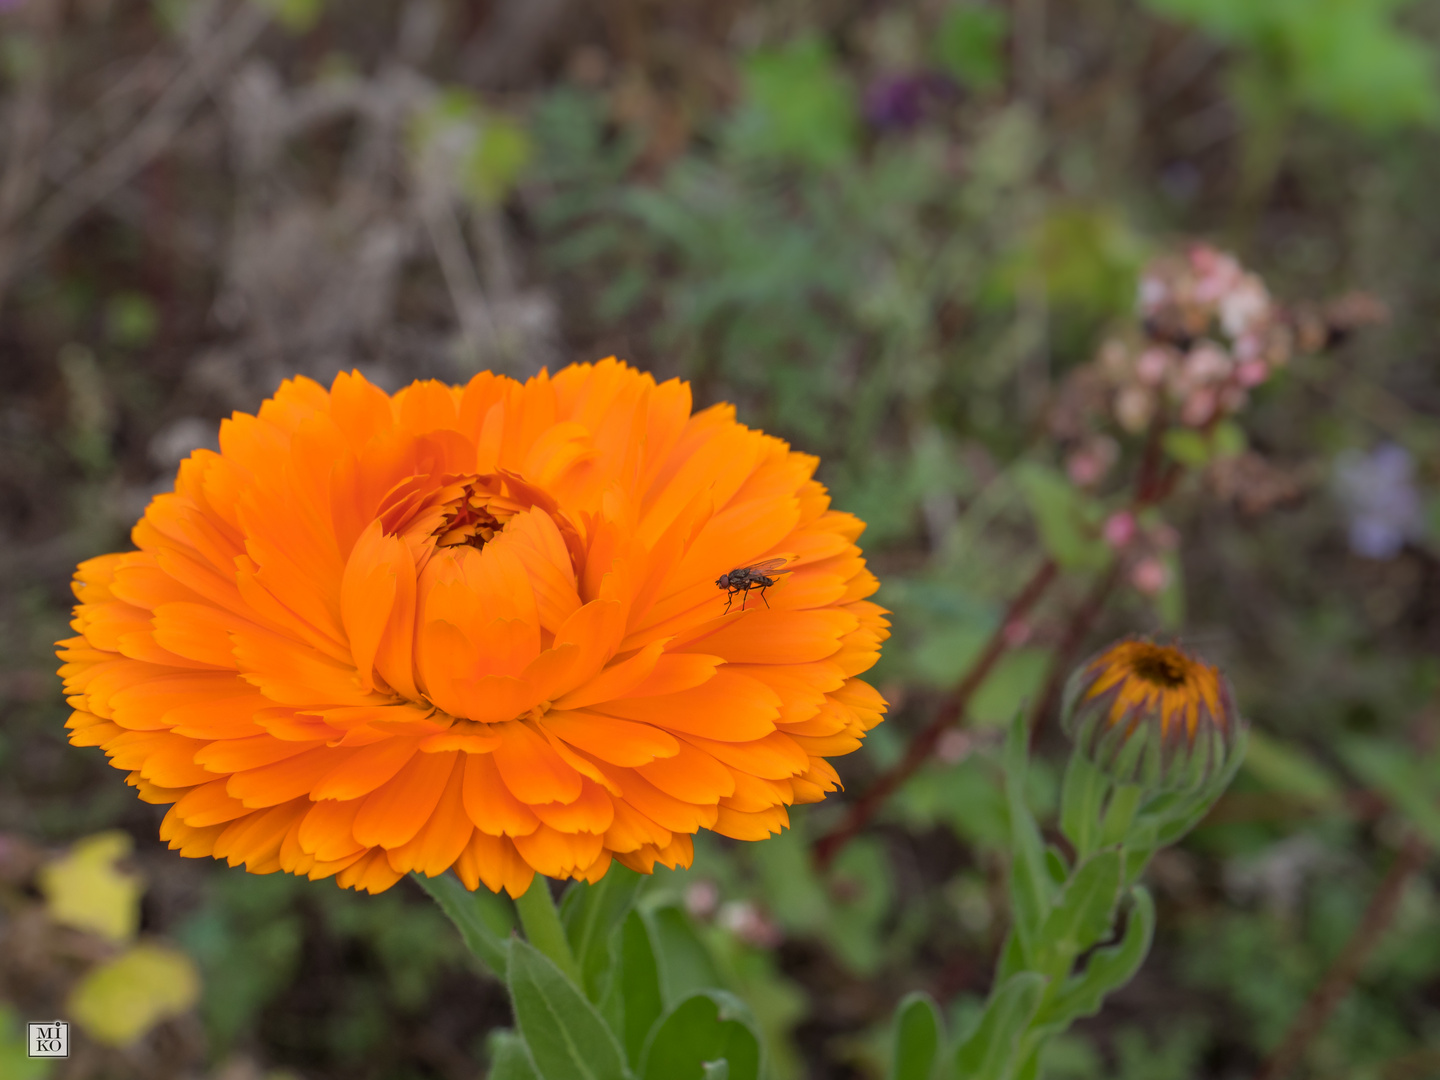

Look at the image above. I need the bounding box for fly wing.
[744,557,791,576]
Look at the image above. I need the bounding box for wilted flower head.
[58,361,888,895]
[1063,639,1239,792]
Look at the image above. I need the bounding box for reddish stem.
[812,559,1059,871]
[1026,558,1123,735]
[1253,831,1429,1080]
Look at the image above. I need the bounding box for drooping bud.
[1062,638,1241,794]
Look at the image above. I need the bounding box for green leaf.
[735,38,858,167]
[463,113,533,206]
[891,991,944,1080]
[38,831,143,944]
[1014,462,1107,570]
[954,971,1047,1080]
[702,1062,730,1080]
[1141,0,1440,133]
[253,0,324,33]
[610,910,665,1067]
[1036,887,1155,1027]
[1161,428,1212,467]
[488,1029,542,1080]
[936,4,1009,91]
[562,866,644,1001]
[508,939,630,1080]
[649,905,725,1005]
[1037,851,1123,969]
[1342,736,1440,848]
[640,990,763,1080]
[413,872,514,978]
[1004,710,1055,962]
[1211,419,1247,459]
[0,1005,53,1080]
[1242,729,1341,807]
[68,943,201,1047]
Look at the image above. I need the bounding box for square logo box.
[28,1021,69,1058]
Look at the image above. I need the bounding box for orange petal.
[592,669,778,742]
[456,830,535,897]
[530,779,615,834]
[492,721,583,805]
[682,608,858,665]
[462,752,540,836]
[635,741,735,803]
[386,757,474,876]
[311,737,422,801]
[353,750,459,849]
[539,709,679,767]
[227,746,354,808]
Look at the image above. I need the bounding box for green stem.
[514,876,581,984]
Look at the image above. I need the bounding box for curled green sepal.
[889,991,944,1080]
[1034,886,1156,1028]
[954,971,1047,1080]
[413,871,515,979]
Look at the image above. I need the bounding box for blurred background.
[4,0,1440,1077]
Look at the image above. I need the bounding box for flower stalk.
[513,877,582,985]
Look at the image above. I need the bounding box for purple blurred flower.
[863,72,957,131]
[1334,443,1422,559]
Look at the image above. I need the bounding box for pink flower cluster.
[1102,510,1179,596]
[1101,245,1292,433]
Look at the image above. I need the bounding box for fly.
[716,558,789,613]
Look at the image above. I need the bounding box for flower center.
[1128,644,1190,688]
[435,487,518,550]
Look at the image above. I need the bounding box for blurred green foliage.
[6,0,1440,1076]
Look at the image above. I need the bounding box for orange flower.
[57,361,888,895]
[1062,638,1238,791]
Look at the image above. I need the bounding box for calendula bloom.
[1062,638,1238,792]
[58,361,888,895]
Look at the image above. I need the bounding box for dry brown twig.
[0,1,270,306]
[811,558,1060,870]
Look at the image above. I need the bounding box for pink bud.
[1180,388,1217,427]
[1067,451,1101,487]
[1103,511,1137,549]
[1115,385,1155,433]
[1130,557,1170,596]
[685,880,720,919]
[1150,522,1180,550]
[1236,359,1269,387]
[936,729,973,764]
[1135,347,1172,386]
[1003,618,1032,648]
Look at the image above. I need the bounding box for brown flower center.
[1127,643,1191,688]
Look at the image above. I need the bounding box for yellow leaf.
[37,831,143,944]
[67,944,200,1047]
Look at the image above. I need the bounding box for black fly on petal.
[716,558,790,613]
